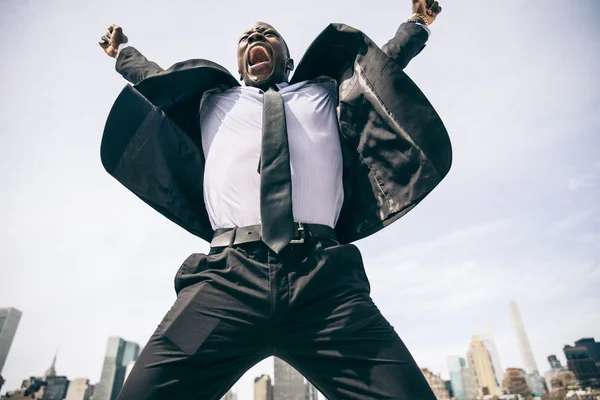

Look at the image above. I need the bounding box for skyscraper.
[254,374,273,400]
[94,337,140,400]
[44,375,70,400]
[44,352,58,379]
[563,342,600,389]
[65,378,92,400]
[545,355,567,392]
[448,356,474,400]
[479,329,504,387]
[274,358,305,400]
[508,301,546,395]
[508,301,538,374]
[548,355,563,370]
[0,307,22,374]
[421,368,450,400]
[467,335,501,397]
[305,381,319,400]
[574,338,600,368]
[221,389,237,400]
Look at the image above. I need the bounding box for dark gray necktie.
[260,88,295,253]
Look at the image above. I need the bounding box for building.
[448,356,474,400]
[305,381,319,400]
[444,380,453,399]
[480,330,505,389]
[525,372,547,396]
[0,307,22,374]
[508,301,539,374]
[123,361,135,383]
[254,374,273,400]
[574,338,600,368]
[94,337,140,400]
[548,355,563,370]
[467,335,501,397]
[549,370,578,393]
[43,376,70,400]
[4,376,47,399]
[421,368,450,400]
[502,368,530,397]
[65,378,92,400]
[274,358,305,400]
[564,342,600,389]
[221,389,237,400]
[544,354,567,392]
[44,353,58,379]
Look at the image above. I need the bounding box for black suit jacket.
[101,22,452,244]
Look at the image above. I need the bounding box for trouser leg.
[118,248,272,400]
[274,242,435,400]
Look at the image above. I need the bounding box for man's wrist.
[406,17,431,37]
[116,42,129,59]
[410,13,429,26]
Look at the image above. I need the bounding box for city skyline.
[2,332,600,398]
[1,0,599,399]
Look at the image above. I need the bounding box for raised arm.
[99,24,163,84]
[382,0,442,69]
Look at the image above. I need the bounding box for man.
[99,0,451,398]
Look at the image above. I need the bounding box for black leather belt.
[210,222,337,248]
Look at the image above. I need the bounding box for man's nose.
[248,31,265,43]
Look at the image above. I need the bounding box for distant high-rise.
[563,341,600,389]
[508,301,539,374]
[574,338,600,368]
[221,389,237,400]
[0,307,22,374]
[305,381,319,400]
[502,368,530,397]
[274,358,305,400]
[44,352,58,379]
[467,336,501,397]
[43,375,70,400]
[479,330,504,388]
[254,374,273,400]
[65,378,92,400]
[544,355,567,392]
[448,356,474,400]
[94,337,140,400]
[548,355,562,370]
[421,368,450,400]
[123,361,136,383]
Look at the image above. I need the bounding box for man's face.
[237,22,293,89]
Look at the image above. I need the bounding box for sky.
[0,0,599,398]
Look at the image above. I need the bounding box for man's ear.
[286,58,295,74]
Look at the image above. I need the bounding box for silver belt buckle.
[289,222,306,244]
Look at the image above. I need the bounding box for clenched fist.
[412,0,442,24]
[99,24,128,58]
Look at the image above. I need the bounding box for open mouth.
[247,44,272,74]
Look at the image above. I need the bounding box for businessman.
[99,0,451,398]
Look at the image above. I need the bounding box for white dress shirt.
[115,22,430,229]
[200,80,344,229]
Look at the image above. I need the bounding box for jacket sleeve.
[381,22,430,70]
[115,46,164,84]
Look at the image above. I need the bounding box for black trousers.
[118,239,435,400]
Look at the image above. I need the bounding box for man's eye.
[239,36,248,42]
[265,32,276,37]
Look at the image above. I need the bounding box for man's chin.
[245,74,274,88]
